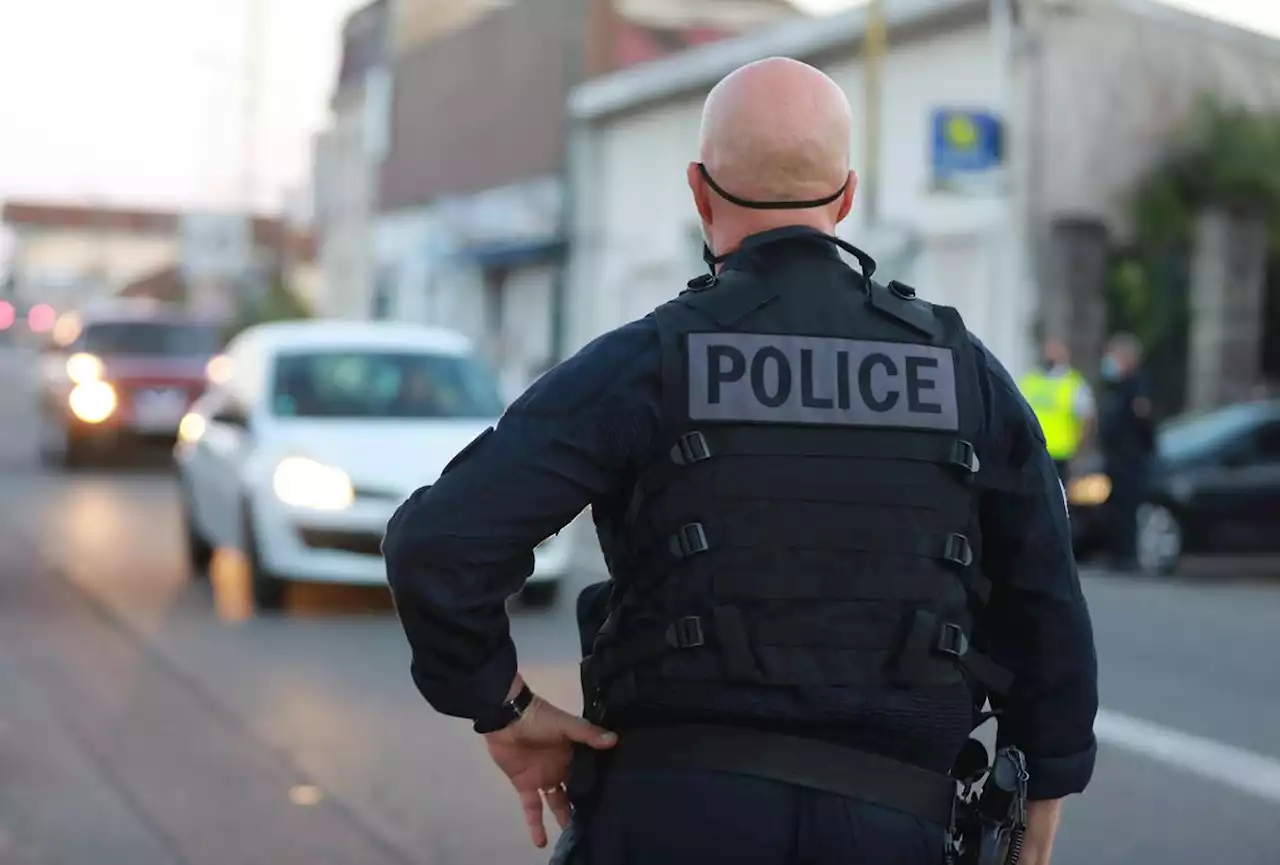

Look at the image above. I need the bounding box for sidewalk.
[0,655,176,865]
[0,535,414,865]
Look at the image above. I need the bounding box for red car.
[38,303,226,467]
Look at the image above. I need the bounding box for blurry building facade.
[0,201,316,316]
[1,203,178,314]
[373,0,802,397]
[566,0,1280,394]
[311,0,391,320]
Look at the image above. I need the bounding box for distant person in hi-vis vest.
[1019,337,1095,482]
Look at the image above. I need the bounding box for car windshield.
[81,322,222,357]
[1157,403,1267,462]
[270,350,506,419]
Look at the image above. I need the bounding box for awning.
[457,238,567,269]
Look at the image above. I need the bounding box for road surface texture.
[2,345,1277,865]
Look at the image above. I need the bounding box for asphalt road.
[2,345,1278,865]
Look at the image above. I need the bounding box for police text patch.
[686,332,959,430]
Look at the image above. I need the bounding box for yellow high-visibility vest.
[1018,368,1086,460]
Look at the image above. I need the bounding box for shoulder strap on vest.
[866,279,943,341]
[674,269,781,327]
[652,269,780,434]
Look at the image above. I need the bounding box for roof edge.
[1105,0,1280,61]
[568,0,980,121]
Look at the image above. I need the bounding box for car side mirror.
[211,408,250,431]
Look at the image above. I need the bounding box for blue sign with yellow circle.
[931,108,1004,183]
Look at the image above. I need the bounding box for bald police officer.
[382,58,1098,865]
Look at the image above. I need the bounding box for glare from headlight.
[52,312,82,347]
[1067,473,1111,506]
[272,456,354,510]
[68,381,117,423]
[178,412,206,443]
[66,352,104,384]
[205,354,231,384]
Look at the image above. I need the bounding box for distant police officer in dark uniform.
[1097,332,1156,571]
[382,58,1098,865]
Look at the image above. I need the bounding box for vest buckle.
[665,616,706,649]
[948,440,979,474]
[935,622,970,660]
[670,523,710,558]
[671,431,712,465]
[942,533,974,568]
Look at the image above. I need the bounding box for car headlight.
[177,412,206,444]
[272,456,354,510]
[205,354,231,384]
[66,352,104,384]
[1067,473,1111,506]
[68,381,117,423]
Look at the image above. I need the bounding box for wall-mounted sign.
[930,108,1005,194]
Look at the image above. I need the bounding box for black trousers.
[1105,473,1144,567]
[570,767,946,865]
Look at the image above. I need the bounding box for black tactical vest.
[582,243,1012,720]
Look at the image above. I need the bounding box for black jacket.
[382,227,1100,800]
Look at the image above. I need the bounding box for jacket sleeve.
[971,336,1100,800]
[380,319,663,722]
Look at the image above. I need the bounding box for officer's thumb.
[562,715,617,750]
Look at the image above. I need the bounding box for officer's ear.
[835,170,857,223]
[687,162,715,225]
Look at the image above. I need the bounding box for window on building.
[482,268,506,343]
[371,270,394,320]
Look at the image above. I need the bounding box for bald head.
[700,57,852,202]
[688,58,856,260]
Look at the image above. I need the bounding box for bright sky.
[0,0,363,214]
[0,0,1276,217]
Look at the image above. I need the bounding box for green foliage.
[221,278,312,344]
[1110,94,1280,412]
[1128,94,1280,250]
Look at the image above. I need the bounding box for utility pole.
[241,0,263,213]
[240,0,266,310]
[861,0,887,230]
[989,0,1032,372]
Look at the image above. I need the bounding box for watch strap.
[473,683,533,734]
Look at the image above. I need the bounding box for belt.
[599,724,956,827]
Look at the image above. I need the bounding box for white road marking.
[1095,708,1280,802]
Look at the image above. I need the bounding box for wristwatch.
[473,683,534,734]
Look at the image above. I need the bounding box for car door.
[1227,422,1280,553]
[198,394,255,545]
[178,388,225,541]
[1186,421,1280,554]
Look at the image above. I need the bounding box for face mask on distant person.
[1100,356,1120,381]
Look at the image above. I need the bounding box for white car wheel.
[1136,503,1182,576]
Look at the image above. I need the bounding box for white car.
[173,320,574,611]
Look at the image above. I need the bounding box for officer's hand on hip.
[483,674,617,849]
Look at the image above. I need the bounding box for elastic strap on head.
[698,163,848,211]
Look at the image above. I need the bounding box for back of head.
[1041,337,1069,368]
[690,57,857,251]
[1107,332,1142,363]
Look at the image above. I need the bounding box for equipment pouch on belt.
[948,744,1030,865]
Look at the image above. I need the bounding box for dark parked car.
[1067,399,1280,574]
